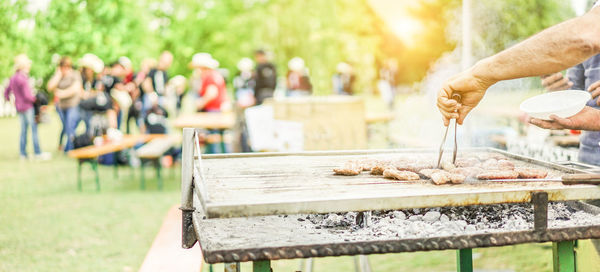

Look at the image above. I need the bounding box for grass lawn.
[1,101,599,271]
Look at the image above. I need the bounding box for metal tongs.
[437,94,461,168]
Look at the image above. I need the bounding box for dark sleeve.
[567,64,585,90]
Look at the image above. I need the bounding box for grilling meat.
[476,170,519,180]
[481,158,514,170]
[396,161,435,172]
[455,157,481,168]
[450,167,483,178]
[419,168,444,179]
[430,171,466,185]
[333,161,362,176]
[383,169,420,181]
[515,167,548,179]
[441,161,456,171]
[359,158,379,171]
[371,160,393,175]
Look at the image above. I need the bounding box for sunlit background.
[2,0,600,271]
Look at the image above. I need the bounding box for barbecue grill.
[180,128,600,272]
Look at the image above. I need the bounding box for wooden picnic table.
[365,112,393,124]
[173,112,235,129]
[67,134,166,191]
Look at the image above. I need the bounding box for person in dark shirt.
[143,93,169,134]
[253,49,277,105]
[78,53,103,134]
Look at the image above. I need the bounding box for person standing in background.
[4,54,50,160]
[191,53,229,154]
[127,58,156,133]
[286,57,312,96]
[378,59,398,110]
[332,62,355,95]
[540,60,600,166]
[233,58,256,152]
[47,57,83,152]
[78,53,103,134]
[253,49,277,105]
[143,51,173,109]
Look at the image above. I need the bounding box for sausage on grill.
[476,170,519,180]
[515,167,548,179]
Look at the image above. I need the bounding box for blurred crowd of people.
[3,48,397,159]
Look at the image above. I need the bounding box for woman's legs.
[26,108,41,155]
[63,106,80,152]
[56,104,66,149]
[18,110,29,157]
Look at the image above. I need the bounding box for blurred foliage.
[0,0,30,81]
[0,0,577,93]
[463,0,575,58]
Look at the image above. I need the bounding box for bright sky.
[368,0,424,47]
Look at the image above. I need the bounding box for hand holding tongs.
[437,94,461,168]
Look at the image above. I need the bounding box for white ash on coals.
[293,202,600,241]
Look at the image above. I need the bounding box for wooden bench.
[136,135,180,190]
[174,112,235,154]
[67,134,165,191]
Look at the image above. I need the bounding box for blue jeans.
[80,108,93,135]
[56,104,66,147]
[58,106,80,152]
[18,108,41,156]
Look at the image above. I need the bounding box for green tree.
[0,0,30,80]
[29,0,156,81]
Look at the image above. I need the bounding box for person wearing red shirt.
[190,53,230,154]
[191,53,227,112]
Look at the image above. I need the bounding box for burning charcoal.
[333,161,362,176]
[476,170,519,180]
[408,215,423,221]
[515,167,548,179]
[392,211,406,220]
[423,211,441,222]
[383,169,420,181]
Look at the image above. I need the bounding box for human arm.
[46,69,62,92]
[541,72,573,91]
[4,79,12,101]
[54,81,82,99]
[529,106,600,131]
[196,85,218,111]
[141,77,154,94]
[438,8,600,126]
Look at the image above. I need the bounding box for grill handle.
[562,174,600,185]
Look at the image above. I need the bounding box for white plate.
[519,90,591,120]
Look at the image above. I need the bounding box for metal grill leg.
[77,160,82,191]
[253,260,271,272]
[91,160,100,191]
[553,241,576,272]
[140,160,145,190]
[299,258,314,272]
[156,158,163,190]
[224,262,240,272]
[457,248,473,272]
